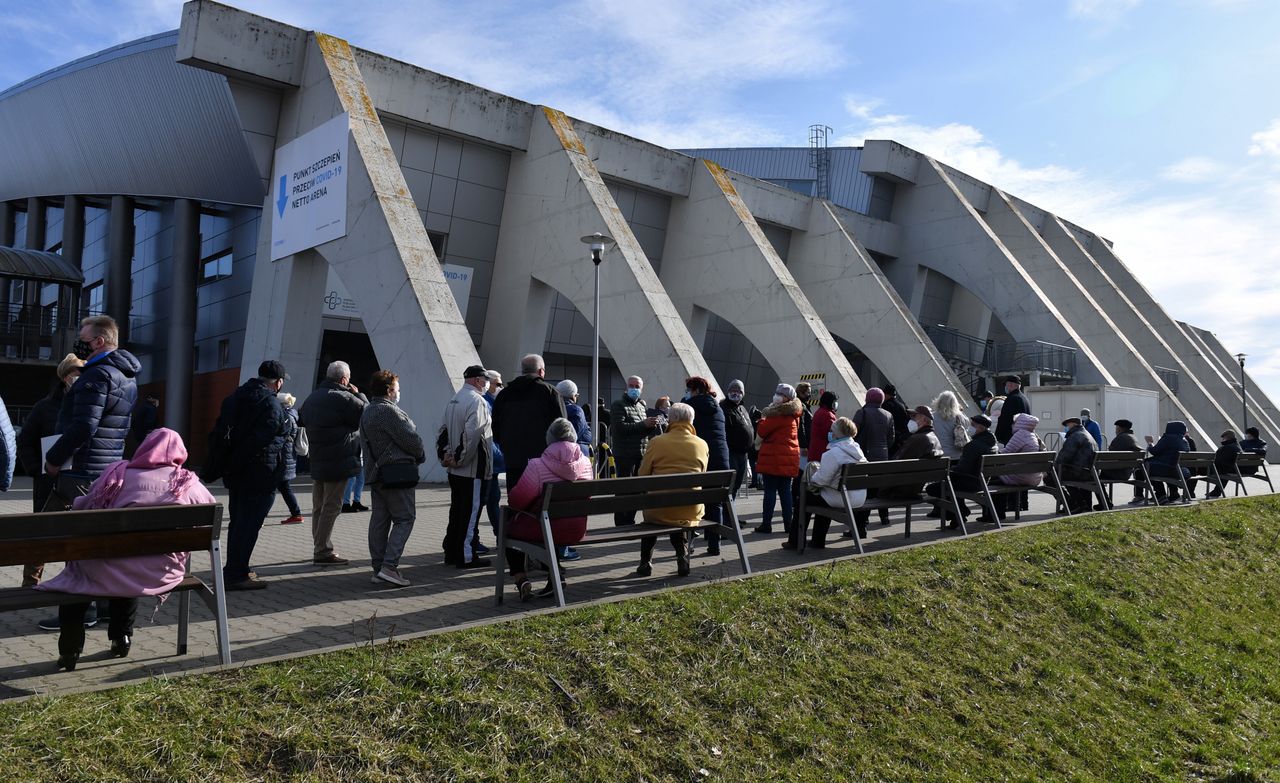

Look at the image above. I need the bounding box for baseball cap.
[258,360,289,380]
[463,364,488,379]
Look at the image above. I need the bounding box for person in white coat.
[438,365,494,569]
[790,417,868,549]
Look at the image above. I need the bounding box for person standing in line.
[491,354,566,493]
[0,394,13,493]
[852,387,895,530]
[478,370,505,554]
[129,393,161,448]
[684,376,729,557]
[720,379,754,498]
[994,375,1030,445]
[752,383,803,536]
[215,361,291,590]
[557,380,592,457]
[341,453,368,513]
[361,370,426,586]
[789,382,815,532]
[39,315,141,629]
[1079,408,1104,448]
[439,365,493,568]
[881,384,909,454]
[609,375,664,525]
[300,361,368,567]
[274,392,305,525]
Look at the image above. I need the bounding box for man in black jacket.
[301,361,368,566]
[927,413,998,527]
[994,375,1031,445]
[720,379,754,498]
[881,384,910,454]
[1105,419,1144,505]
[491,354,566,493]
[1053,417,1097,512]
[218,360,291,590]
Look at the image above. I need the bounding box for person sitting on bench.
[1239,427,1267,475]
[927,413,998,528]
[1196,430,1242,499]
[504,418,594,601]
[35,428,216,672]
[987,413,1044,520]
[635,403,708,577]
[791,416,868,549]
[1144,421,1191,502]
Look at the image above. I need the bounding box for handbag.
[378,461,420,489]
[294,425,309,457]
[43,471,92,512]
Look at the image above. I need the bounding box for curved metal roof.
[0,246,85,284]
[0,32,264,206]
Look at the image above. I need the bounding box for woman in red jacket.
[753,383,803,535]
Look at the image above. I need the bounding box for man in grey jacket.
[438,364,494,568]
[301,361,368,566]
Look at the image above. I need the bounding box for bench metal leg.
[843,493,864,556]
[724,502,752,575]
[542,513,567,609]
[947,479,969,536]
[177,589,191,656]
[207,541,231,666]
[796,491,809,555]
[904,506,912,538]
[980,485,1002,529]
[495,509,508,606]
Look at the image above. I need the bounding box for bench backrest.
[1180,451,1222,471]
[0,504,223,568]
[837,458,951,491]
[542,470,735,518]
[978,451,1056,477]
[1235,453,1267,470]
[1093,450,1147,471]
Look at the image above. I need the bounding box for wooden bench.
[1179,451,1231,500]
[494,470,747,608]
[795,458,962,555]
[0,504,231,666]
[1074,451,1156,509]
[1219,452,1274,496]
[960,452,1072,522]
[1144,455,1194,504]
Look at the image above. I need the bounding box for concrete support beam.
[482,107,713,395]
[983,189,1207,435]
[660,161,863,401]
[788,200,972,410]
[1085,234,1254,440]
[62,196,85,270]
[1037,215,1221,442]
[107,195,134,340]
[166,198,199,441]
[24,197,45,250]
[1178,322,1280,444]
[888,152,1112,385]
[240,247,328,397]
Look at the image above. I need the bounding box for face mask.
[832,402,839,412]
[1081,415,1090,422]
[728,392,742,402]
[907,420,919,434]
[72,339,94,360]
[390,390,401,404]
[772,394,784,405]
[626,388,640,401]
[979,400,988,411]
[683,390,692,401]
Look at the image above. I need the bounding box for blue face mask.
[827,431,835,443]
[626,388,640,401]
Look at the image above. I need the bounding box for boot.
[674,533,690,577]
[637,536,656,576]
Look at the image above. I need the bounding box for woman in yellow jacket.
[636,402,709,577]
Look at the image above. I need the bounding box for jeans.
[224,487,276,583]
[344,472,365,504]
[729,451,749,499]
[485,474,503,534]
[368,484,416,572]
[761,473,793,530]
[276,479,302,517]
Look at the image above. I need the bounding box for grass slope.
[4,498,1280,782]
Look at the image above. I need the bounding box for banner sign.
[799,372,826,408]
[271,113,350,261]
[322,263,473,320]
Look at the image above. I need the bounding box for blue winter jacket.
[1147,421,1190,469]
[0,397,15,491]
[1082,418,1103,448]
[687,393,730,471]
[48,349,141,476]
[219,378,289,491]
[564,401,592,455]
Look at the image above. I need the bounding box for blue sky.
[2,0,1278,399]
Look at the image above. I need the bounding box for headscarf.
[80,428,200,509]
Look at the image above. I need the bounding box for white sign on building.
[270,113,350,261]
[322,263,474,320]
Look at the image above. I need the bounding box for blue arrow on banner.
[276,175,288,218]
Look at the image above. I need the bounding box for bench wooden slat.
[578,520,720,545]
[1,528,214,567]
[550,488,733,518]
[0,575,208,613]
[0,504,222,541]
[545,470,733,500]
[979,452,1056,474]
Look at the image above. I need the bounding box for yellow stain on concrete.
[703,159,740,198]
[542,107,588,156]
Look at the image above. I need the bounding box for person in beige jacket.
[635,403,709,578]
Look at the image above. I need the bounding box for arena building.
[2,0,1275,473]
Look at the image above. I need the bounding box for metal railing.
[922,322,1077,381]
[922,323,991,368]
[0,302,78,362]
[1153,365,1180,395]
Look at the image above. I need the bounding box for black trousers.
[445,474,489,564]
[58,598,137,656]
[613,456,642,526]
[791,491,863,547]
[639,530,687,563]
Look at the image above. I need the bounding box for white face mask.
[907,420,919,434]
[772,394,784,405]
[832,401,839,412]
[390,389,401,404]
[728,392,743,402]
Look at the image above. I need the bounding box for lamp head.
[1236,353,1247,365]
[580,232,616,264]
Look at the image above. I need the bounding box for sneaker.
[1127,498,1146,505]
[559,546,581,561]
[341,503,353,513]
[535,580,565,598]
[375,567,410,587]
[39,614,98,631]
[313,554,350,566]
[516,579,534,602]
[282,515,304,525]
[226,575,269,590]
[474,541,491,555]
[752,525,774,535]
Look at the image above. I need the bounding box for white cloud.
[840,98,1280,401]
[1069,0,1142,20]
[1247,119,1280,157]
[1160,156,1225,182]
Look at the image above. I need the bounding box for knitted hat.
[775,383,796,400]
[865,387,885,405]
[556,379,578,398]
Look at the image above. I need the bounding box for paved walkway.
[0,474,1237,701]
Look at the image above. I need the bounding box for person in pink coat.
[504,418,593,601]
[987,413,1043,520]
[36,428,216,671]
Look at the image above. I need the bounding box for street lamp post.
[580,232,616,462]
[1236,353,1248,431]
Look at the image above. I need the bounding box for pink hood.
[1012,413,1040,432]
[509,439,594,513]
[75,428,206,510]
[538,440,591,482]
